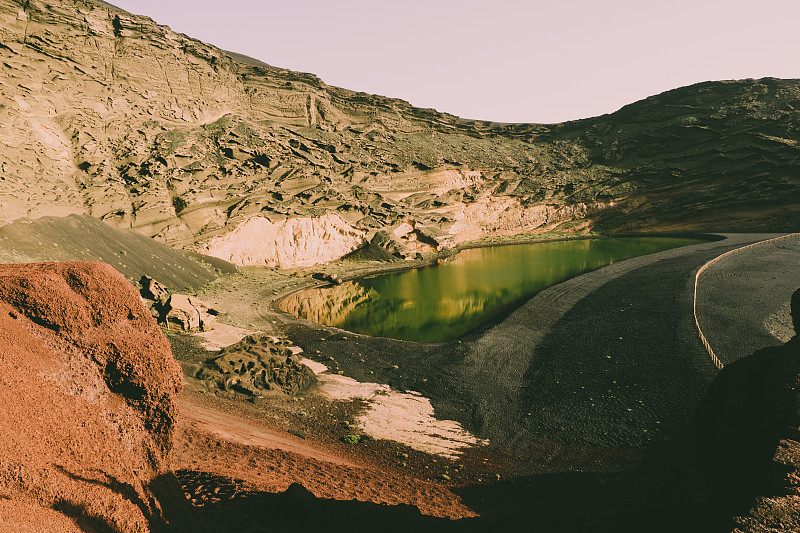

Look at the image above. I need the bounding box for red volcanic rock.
[0,262,188,531]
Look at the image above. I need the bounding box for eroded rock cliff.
[198,212,366,268]
[1,0,799,269]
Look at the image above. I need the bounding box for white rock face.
[199,213,366,268]
[446,197,591,242]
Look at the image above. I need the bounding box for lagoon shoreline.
[178,232,798,529]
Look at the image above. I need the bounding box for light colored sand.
[192,323,487,459]
[302,358,488,459]
[194,323,254,350]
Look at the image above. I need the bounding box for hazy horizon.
[106,0,800,124]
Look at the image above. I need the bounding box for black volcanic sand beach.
[287,234,791,457]
[279,233,799,531]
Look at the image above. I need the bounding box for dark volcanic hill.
[547,79,800,232]
[1,0,798,267]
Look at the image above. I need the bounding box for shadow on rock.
[178,471,467,533]
[694,288,800,521]
[53,467,196,533]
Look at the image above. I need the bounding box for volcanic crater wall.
[1,0,799,269]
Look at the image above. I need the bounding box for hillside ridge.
[1,0,798,267]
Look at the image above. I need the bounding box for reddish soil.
[173,389,478,520]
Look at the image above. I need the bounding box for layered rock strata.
[198,213,366,268]
[2,0,798,268]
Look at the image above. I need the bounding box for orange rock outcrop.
[0,262,189,532]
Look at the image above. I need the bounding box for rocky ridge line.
[2,0,798,268]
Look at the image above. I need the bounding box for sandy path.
[695,233,800,365]
[177,395,358,467]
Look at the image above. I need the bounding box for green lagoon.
[281,237,706,342]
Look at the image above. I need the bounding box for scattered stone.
[286,346,304,356]
[311,272,342,285]
[140,274,170,304]
[370,230,406,258]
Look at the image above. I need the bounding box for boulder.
[162,293,219,331]
[0,262,190,531]
[141,274,170,305]
[311,272,342,285]
[370,230,405,258]
[391,220,442,256]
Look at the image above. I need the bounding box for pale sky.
[107,0,800,124]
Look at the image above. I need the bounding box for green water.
[282,237,705,342]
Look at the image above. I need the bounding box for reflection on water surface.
[281,237,705,342]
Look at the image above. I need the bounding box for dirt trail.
[178,395,358,468]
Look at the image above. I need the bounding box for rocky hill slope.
[0,213,234,289]
[1,0,798,268]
